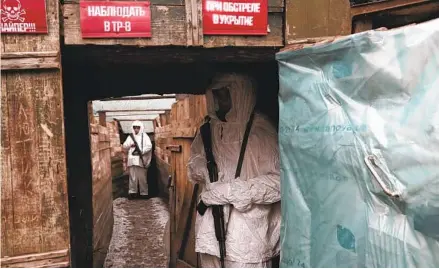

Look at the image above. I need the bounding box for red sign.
[1,0,48,34]
[203,0,267,35]
[80,1,151,38]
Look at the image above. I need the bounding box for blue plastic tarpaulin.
[276,19,439,268]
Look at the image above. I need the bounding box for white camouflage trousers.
[200,254,272,268]
[128,166,148,195]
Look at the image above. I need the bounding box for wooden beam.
[185,0,203,46]
[351,0,431,17]
[63,2,283,48]
[286,35,344,46]
[98,111,106,126]
[99,95,176,101]
[111,116,158,121]
[106,113,163,117]
[87,102,95,124]
[281,35,347,52]
[384,1,439,16]
[1,51,60,70]
[98,109,171,113]
[0,249,69,268]
[116,119,154,122]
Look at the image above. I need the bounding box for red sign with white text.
[80,1,151,38]
[203,0,267,35]
[1,0,48,34]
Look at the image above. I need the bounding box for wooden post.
[98,111,106,126]
[164,96,208,268]
[88,101,95,124]
[0,0,70,267]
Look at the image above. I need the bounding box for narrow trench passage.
[104,197,170,268]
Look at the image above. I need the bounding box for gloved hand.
[197,173,231,213]
[196,199,209,215]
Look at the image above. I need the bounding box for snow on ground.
[105,197,170,268]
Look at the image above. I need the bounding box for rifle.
[129,133,146,168]
[198,116,227,268]
[197,110,255,268]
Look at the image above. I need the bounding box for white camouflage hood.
[205,73,257,123]
[131,120,144,135]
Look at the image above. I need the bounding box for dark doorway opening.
[61,45,279,267]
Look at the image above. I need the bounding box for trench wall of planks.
[88,116,124,267]
[154,95,207,267]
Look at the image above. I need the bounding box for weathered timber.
[64,0,282,7]
[285,0,351,43]
[63,4,187,46]
[185,0,203,46]
[285,0,437,44]
[89,122,115,267]
[155,154,171,195]
[99,109,171,113]
[1,70,70,262]
[62,46,280,66]
[65,0,185,5]
[1,0,71,263]
[350,0,431,16]
[98,111,106,126]
[100,95,176,101]
[202,13,283,48]
[107,112,165,117]
[116,119,155,121]
[63,1,284,47]
[1,0,60,53]
[1,51,60,70]
[153,95,207,267]
[0,249,70,268]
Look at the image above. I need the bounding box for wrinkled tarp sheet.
[276,19,439,268]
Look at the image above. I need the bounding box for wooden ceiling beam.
[116,119,154,122]
[98,109,171,113]
[351,0,431,17]
[99,95,176,101]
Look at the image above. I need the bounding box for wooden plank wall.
[94,118,126,175]
[89,122,114,267]
[107,121,124,159]
[284,0,438,45]
[0,0,71,267]
[285,0,351,44]
[154,95,207,267]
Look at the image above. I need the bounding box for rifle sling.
[235,110,255,178]
[200,110,256,180]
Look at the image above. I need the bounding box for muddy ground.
[104,197,169,268]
